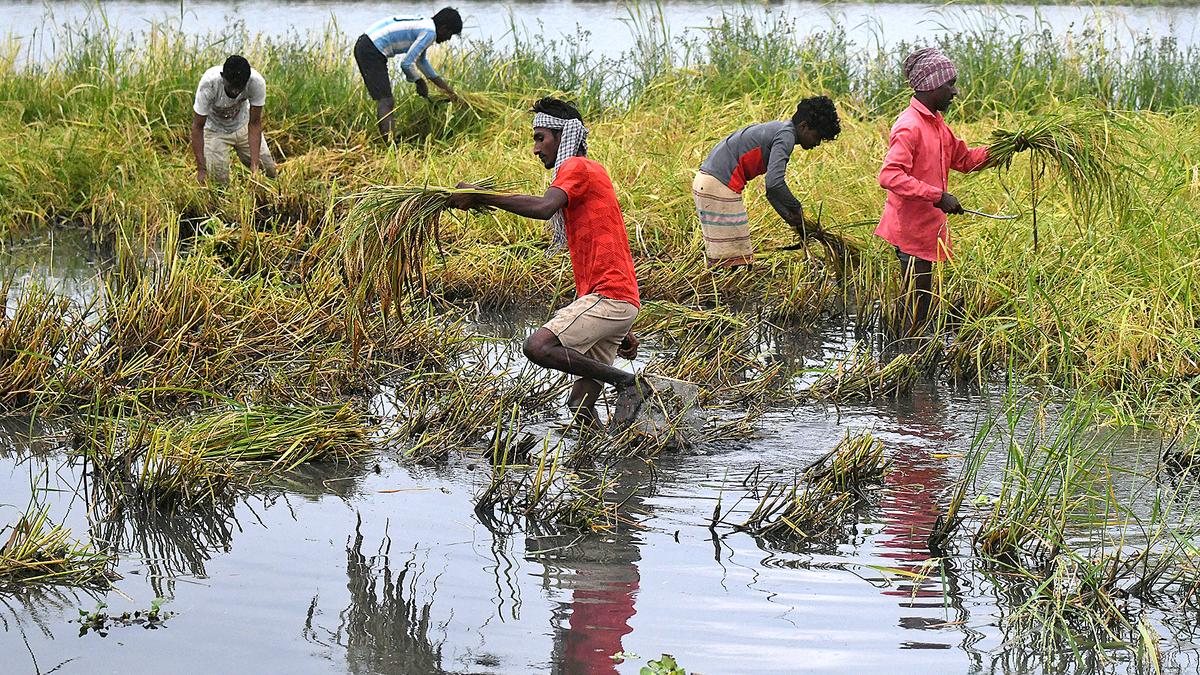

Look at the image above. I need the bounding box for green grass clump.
[81,402,373,507]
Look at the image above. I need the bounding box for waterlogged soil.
[1,233,1198,674]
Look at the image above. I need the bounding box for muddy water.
[1,232,1197,674]
[2,379,1192,674]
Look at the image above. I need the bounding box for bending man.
[190,55,277,185]
[449,98,647,429]
[354,8,463,138]
[875,48,995,337]
[694,96,841,268]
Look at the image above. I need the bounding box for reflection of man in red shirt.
[535,477,644,675]
[554,543,640,674]
[449,97,648,429]
[877,393,954,605]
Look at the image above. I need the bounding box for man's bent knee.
[522,329,557,364]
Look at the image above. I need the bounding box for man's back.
[700,120,793,193]
[365,16,435,58]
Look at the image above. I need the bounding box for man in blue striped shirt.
[354,8,463,138]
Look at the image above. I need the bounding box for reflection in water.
[89,497,240,596]
[874,389,981,660]
[528,465,646,675]
[305,514,471,675]
[83,456,243,596]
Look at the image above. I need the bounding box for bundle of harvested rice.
[339,180,504,318]
[988,109,1133,245]
[781,216,870,274]
[152,402,371,472]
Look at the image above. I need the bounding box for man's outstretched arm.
[449,183,567,220]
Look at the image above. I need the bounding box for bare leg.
[566,379,603,430]
[376,97,395,138]
[524,328,645,427]
[899,257,934,338]
[523,328,635,387]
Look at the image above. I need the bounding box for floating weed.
[77,598,173,636]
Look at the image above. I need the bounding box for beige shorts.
[543,294,638,380]
[203,127,278,184]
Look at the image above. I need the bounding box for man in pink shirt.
[875,48,994,337]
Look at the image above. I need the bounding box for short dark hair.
[531,97,583,123]
[792,96,840,140]
[433,7,463,36]
[221,54,251,89]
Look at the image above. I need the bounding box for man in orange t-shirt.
[449,97,648,429]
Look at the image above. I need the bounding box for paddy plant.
[0,496,111,588]
[928,394,1200,662]
[80,401,372,507]
[731,430,888,546]
[336,180,505,326]
[475,431,619,534]
[803,340,940,403]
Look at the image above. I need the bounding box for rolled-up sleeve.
[400,30,437,81]
[878,126,943,202]
[763,128,802,218]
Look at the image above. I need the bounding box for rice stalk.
[735,430,887,545]
[803,340,939,402]
[79,402,372,507]
[474,433,619,533]
[338,179,505,318]
[987,108,1136,239]
[0,500,111,587]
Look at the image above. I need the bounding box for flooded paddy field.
[6,4,1200,674]
[2,230,1199,673]
[3,331,1197,673]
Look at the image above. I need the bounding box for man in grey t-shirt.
[190,55,278,185]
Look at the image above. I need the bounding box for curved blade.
[963,208,1019,220]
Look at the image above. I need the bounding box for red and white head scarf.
[904,48,957,92]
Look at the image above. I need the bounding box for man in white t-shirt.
[190,55,278,185]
